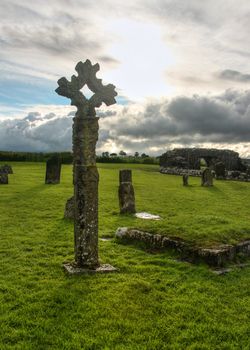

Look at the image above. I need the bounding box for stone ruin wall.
[159,148,250,181]
[160,148,244,171]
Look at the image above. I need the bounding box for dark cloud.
[2,89,250,154]
[99,89,250,153]
[218,69,250,82]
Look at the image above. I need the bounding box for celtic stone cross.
[56,59,117,272]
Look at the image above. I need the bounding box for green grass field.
[0,162,250,349]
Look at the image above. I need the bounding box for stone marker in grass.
[201,168,213,187]
[56,59,117,273]
[0,173,8,184]
[45,155,61,184]
[0,164,13,174]
[64,196,74,219]
[182,174,189,186]
[215,162,226,179]
[119,169,136,214]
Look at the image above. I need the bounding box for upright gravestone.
[215,162,226,179]
[64,195,74,219]
[119,169,136,214]
[45,155,61,184]
[0,173,8,184]
[201,168,213,187]
[56,59,117,273]
[0,164,13,174]
[183,174,189,186]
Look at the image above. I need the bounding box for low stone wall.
[115,227,250,267]
[160,167,202,177]
[160,167,250,182]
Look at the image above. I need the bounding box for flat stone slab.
[115,227,250,267]
[135,212,161,220]
[100,237,113,241]
[63,263,117,274]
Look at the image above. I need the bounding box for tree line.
[0,151,159,165]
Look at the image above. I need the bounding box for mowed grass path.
[0,162,250,349]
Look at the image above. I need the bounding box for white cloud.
[1,0,250,155]
[1,0,250,101]
[1,89,250,158]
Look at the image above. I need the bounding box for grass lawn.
[0,162,250,349]
[99,163,250,248]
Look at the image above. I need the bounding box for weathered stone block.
[0,164,13,174]
[119,169,132,183]
[63,262,117,274]
[215,162,226,179]
[115,228,250,267]
[64,196,74,219]
[183,174,189,186]
[231,170,241,179]
[118,169,136,214]
[45,155,61,184]
[0,173,8,184]
[119,182,136,214]
[201,168,213,186]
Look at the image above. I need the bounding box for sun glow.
[104,19,174,101]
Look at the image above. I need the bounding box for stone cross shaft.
[56,60,117,268]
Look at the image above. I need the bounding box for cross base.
[63,262,117,274]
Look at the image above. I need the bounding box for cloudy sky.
[1,0,250,156]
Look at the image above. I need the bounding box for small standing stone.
[215,162,226,179]
[45,155,61,184]
[201,168,213,187]
[119,169,132,183]
[119,169,136,214]
[183,174,189,186]
[0,164,13,174]
[0,173,8,184]
[64,196,74,219]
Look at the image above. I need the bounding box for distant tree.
[141,153,149,158]
[110,153,117,157]
[119,150,127,156]
[134,152,139,157]
[102,151,109,157]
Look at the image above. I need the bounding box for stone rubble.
[160,167,250,182]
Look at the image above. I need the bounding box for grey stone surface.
[0,173,8,184]
[100,237,113,241]
[0,164,13,174]
[160,148,244,171]
[135,212,161,220]
[215,162,226,179]
[119,169,132,183]
[56,59,117,269]
[183,174,189,186]
[115,227,129,239]
[119,169,136,214]
[45,155,61,184]
[64,196,74,219]
[160,166,250,182]
[201,168,213,186]
[63,263,117,274]
[115,228,250,267]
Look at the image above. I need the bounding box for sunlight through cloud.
[104,19,174,101]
